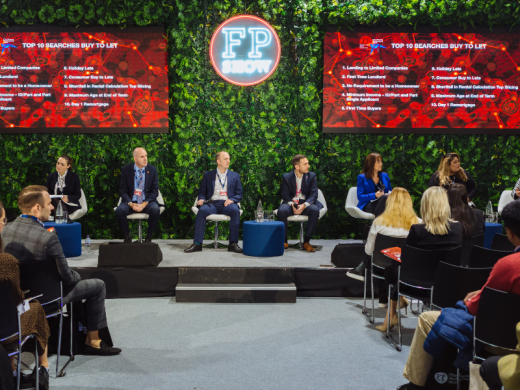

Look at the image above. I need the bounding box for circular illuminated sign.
[209,15,281,86]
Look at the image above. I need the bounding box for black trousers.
[277,203,320,240]
[384,261,400,301]
[480,356,503,390]
[0,344,14,390]
[115,200,160,238]
[51,198,79,217]
[363,195,388,217]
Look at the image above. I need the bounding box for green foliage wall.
[1,0,519,240]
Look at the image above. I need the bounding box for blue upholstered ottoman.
[43,222,82,257]
[484,222,503,249]
[243,221,285,257]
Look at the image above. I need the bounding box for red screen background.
[0,29,168,132]
[323,32,520,133]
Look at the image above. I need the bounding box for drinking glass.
[63,211,68,222]
[268,212,275,222]
[264,210,271,222]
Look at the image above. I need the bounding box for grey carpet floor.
[68,239,362,268]
[37,297,418,390]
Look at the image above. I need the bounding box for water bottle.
[256,200,264,223]
[486,200,493,223]
[56,200,64,224]
[85,235,91,254]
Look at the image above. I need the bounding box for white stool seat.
[114,190,166,242]
[345,187,375,220]
[69,189,88,220]
[498,190,514,215]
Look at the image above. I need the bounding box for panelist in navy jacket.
[115,147,160,243]
[356,152,392,217]
[277,154,323,252]
[185,151,243,254]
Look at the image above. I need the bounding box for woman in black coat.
[429,153,476,201]
[46,155,82,216]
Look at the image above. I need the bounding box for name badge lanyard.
[218,172,227,190]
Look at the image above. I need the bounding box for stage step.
[178,267,294,284]
[175,283,296,303]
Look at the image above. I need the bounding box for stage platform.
[70,239,371,300]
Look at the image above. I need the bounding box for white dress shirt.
[211,169,229,201]
[364,218,423,256]
[288,172,310,208]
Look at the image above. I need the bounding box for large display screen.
[323,28,520,134]
[0,26,168,133]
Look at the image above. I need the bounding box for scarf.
[55,170,67,194]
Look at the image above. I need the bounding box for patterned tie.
[137,169,144,204]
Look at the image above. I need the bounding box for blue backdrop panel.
[484,222,503,249]
[243,221,284,257]
[43,221,82,258]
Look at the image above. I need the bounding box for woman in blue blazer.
[357,152,392,217]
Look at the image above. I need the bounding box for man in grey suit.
[1,185,121,356]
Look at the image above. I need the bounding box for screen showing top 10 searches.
[323,31,520,133]
[0,29,168,132]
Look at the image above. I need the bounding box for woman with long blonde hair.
[347,188,421,308]
[377,187,463,332]
[428,153,476,201]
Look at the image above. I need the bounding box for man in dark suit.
[278,154,323,252]
[115,147,160,243]
[185,151,243,253]
[2,185,121,357]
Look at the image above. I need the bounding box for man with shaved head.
[115,147,160,242]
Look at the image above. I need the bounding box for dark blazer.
[429,169,476,200]
[356,172,392,210]
[2,217,81,286]
[404,221,463,251]
[46,171,82,207]
[119,164,159,204]
[281,171,323,209]
[198,169,243,203]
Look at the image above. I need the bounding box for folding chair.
[0,282,40,390]
[468,245,512,268]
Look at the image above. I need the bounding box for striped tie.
[137,169,144,204]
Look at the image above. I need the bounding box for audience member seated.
[429,152,476,202]
[480,322,520,390]
[356,152,392,218]
[396,200,520,390]
[1,186,122,357]
[0,200,51,390]
[46,154,82,218]
[377,187,463,333]
[447,183,485,263]
[347,188,422,309]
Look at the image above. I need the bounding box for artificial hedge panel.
[0,0,518,240]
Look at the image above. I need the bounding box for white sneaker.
[346,269,365,282]
[378,302,388,308]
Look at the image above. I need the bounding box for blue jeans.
[194,200,240,243]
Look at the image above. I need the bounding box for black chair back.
[372,233,407,271]
[19,258,62,314]
[475,287,520,352]
[400,245,442,289]
[468,246,511,269]
[491,233,515,252]
[431,262,492,310]
[0,282,19,341]
[460,233,486,266]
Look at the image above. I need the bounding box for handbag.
[469,362,489,390]
[425,345,469,390]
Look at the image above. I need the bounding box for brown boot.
[303,242,315,252]
[284,243,289,249]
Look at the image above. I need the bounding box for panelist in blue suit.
[115,147,160,243]
[185,151,243,253]
[357,152,392,217]
[277,154,323,252]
